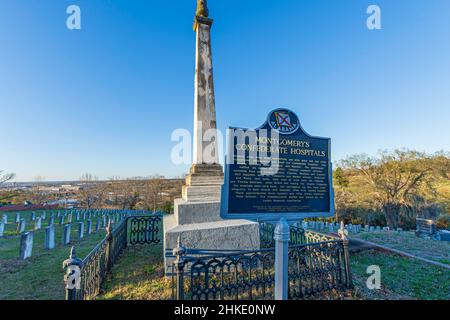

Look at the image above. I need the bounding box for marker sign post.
[221,108,335,300]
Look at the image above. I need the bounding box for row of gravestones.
[302,221,404,234]
[0,209,149,237]
[18,217,114,260]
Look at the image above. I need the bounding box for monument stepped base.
[163,200,260,274]
[182,164,224,202]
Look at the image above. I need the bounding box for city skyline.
[1,0,450,182]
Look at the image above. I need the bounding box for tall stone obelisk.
[183,0,224,202]
[163,0,260,274]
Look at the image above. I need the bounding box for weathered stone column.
[182,0,224,203]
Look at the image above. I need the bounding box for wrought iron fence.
[171,228,352,300]
[63,213,162,300]
[260,221,306,248]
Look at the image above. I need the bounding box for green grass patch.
[352,231,450,265]
[98,244,172,300]
[0,210,108,300]
[351,250,450,300]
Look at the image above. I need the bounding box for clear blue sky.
[1,0,449,182]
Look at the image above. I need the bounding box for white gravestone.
[19,232,34,259]
[45,225,55,250]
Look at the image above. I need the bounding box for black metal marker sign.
[221,108,334,221]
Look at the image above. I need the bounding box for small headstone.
[383,227,390,232]
[0,222,4,237]
[31,212,36,221]
[45,225,55,250]
[2,214,7,224]
[95,219,100,232]
[376,226,381,232]
[102,216,107,229]
[41,212,46,220]
[19,232,34,260]
[87,219,92,234]
[67,213,73,224]
[49,216,55,226]
[76,212,80,221]
[15,213,20,223]
[34,217,42,230]
[397,228,403,233]
[328,224,334,233]
[302,221,308,230]
[59,215,64,225]
[369,226,375,232]
[365,225,369,232]
[78,222,84,240]
[63,224,71,245]
[17,219,26,233]
[63,223,72,245]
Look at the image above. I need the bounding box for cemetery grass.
[97,243,172,300]
[0,210,107,299]
[352,231,450,266]
[2,210,50,236]
[351,250,450,300]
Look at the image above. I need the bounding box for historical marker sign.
[221,108,334,221]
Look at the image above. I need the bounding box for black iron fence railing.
[260,222,305,248]
[171,228,353,300]
[63,213,162,300]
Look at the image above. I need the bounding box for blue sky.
[0,0,449,182]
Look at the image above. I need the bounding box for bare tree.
[340,150,447,229]
[144,175,166,212]
[0,170,15,186]
[117,178,143,210]
[0,170,16,203]
[78,173,102,209]
[28,176,47,205]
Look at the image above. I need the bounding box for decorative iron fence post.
[63,246,83,300]
[338,221,353,288]
[274,218,290,300]
[173,237,186,300]
[105,220,113,272]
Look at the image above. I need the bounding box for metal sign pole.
[274,218,289,300]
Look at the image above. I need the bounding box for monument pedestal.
[163,189,260,274]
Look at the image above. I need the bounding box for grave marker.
[78,222,84,240]
[19,232,34,260]
[87,219,92,234]
[35,217,42,230]
[17,219,26,233]
[63,224,71,245]
[45,225,55,250]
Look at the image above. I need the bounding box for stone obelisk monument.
[183,0,223,202]
[163,0,260,273]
